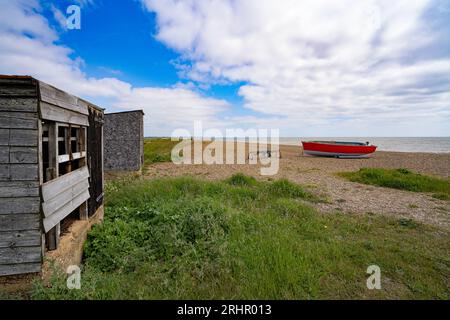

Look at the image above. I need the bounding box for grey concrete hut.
[0,75,105,276]
[104,110,144,172]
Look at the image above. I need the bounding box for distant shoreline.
[145,137,450,154]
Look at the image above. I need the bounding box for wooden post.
[39,121,46,257]
[79,126,88,220]
[41,234,46,258]
[79,127,86,166]
[45,123,60,251]
[46,223,60,250]
[47,123,58,175]
[79,201,88,220]
[65,125,72,173]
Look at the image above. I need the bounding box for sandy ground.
[144,143,450,229]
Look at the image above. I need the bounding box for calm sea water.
[280,137,450,153]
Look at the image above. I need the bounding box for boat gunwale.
[303,141,376,147]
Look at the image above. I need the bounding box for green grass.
[30,174,449,300]
[143,138,179,165]
[339,168,450,200]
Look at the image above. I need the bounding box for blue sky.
[53,0,179,86]
[1,0,449,137]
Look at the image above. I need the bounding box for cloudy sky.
[1,0,449,136]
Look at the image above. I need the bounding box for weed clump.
[227,173,257,186]
[84,197,229,273]
[397,218,419,229]
[339,168,450,199]
[268,179,316,201]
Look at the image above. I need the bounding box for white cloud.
[1,0,449,137]
[115,87,229,135]
[97,66,123,76]
[143,0,450,135]
[0,0,228,136]
[0,0,57,43]
[50,4,68,31]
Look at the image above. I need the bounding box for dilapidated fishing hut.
[0,75,104,276]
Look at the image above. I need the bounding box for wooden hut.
[0,75,104,276]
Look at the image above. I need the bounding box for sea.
[154,136,450,153]
[279,137,450,153]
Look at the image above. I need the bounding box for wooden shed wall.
[0,77,42,276]
[0,76,105,277]
[104,111,144,171]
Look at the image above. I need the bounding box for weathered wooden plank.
[77,99,90,113]
[0,197,40,214]
[0,246,41,264]
[0,214,39,232]
[39,82,89,115]
[40,82,78,105]
[43,190,90,232]
[0,85,37,97]
[0,129,8,145]
[57,154,70,163]
[73,151,86,159]
[39,101,89,126]
[0,164,38,181]
[0,229,41,248]
[9,129,38,146]
[42,178,89,218]
[42,166,89,201]
[0,77,34,86]
[0,112,38,129]
[9,147,37,164]
[0,146,8,163]
[57,151,86,164]
[0,181,39,197]
[0,98,38,112]
[0,262,41,276]
[0,164,9,180]
[11,164,38,180]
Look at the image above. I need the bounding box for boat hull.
[302,141,377,158]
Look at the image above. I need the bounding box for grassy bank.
[339,168,450,200]
[144,138,179,165]
[31,174,449,299]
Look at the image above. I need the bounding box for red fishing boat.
[301,141,377,158]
